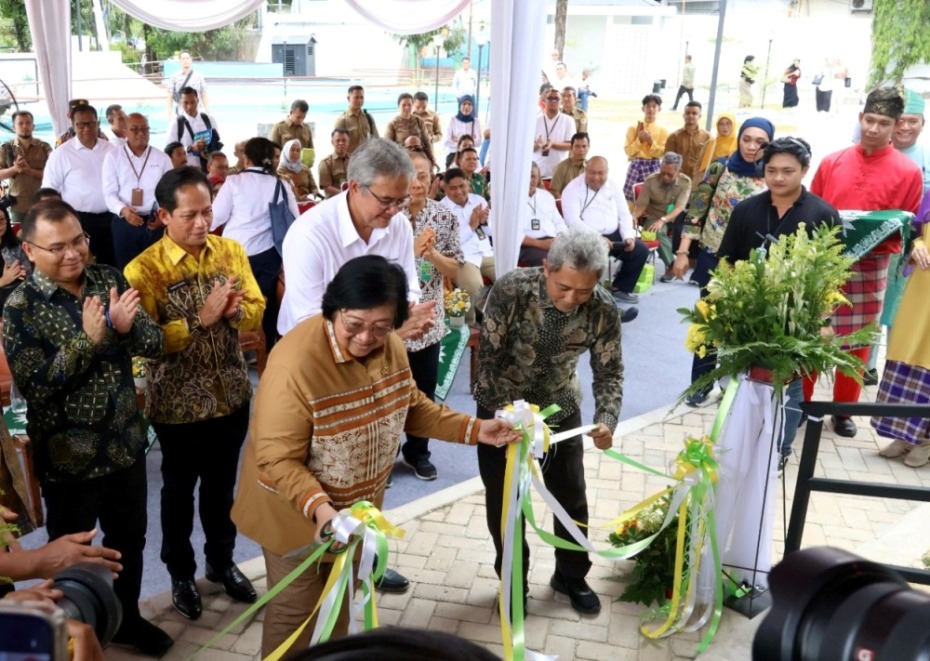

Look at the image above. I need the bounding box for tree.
[391,25,467,84]
[0,0,31,51]
[870,0,930,86]
[554,0,568,59]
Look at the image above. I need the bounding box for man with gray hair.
[278,138,435,340]
[632,151,691,279]
[475,227,622,615]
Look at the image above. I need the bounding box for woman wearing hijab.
[671,117,774,406]
[782,59,801,108]
[739,55,759,108]
[442,94,482,158]
[277,138,320,201]
[696,113,737,179]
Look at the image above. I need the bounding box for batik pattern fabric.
[123,234,265,424]
[683,162,767,253]
[1,265,163,482]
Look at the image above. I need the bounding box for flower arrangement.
[444,288,471,318]
[679,225,877,395]
[609,495,683,606]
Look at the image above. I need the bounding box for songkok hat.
[903,89,925,116]
[863,86,906,120]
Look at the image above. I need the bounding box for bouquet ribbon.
[188,501,404,661]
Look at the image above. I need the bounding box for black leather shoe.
[171,578,203,620]
[550,571,601,614]
[620,307,639,323]
[206,564,257,604]
[111,616,174,656]
[833,416,858,438]
[374,568,410,593]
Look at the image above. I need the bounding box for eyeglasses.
[74,120,98,129]
[546,96,561,102]
[339,311,394,338]
[363,185,410,212]
[25,232,90,258]
[127,126,150,134]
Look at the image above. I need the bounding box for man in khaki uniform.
[318,129,350,197]
[413,91,442,144]
[269,100,314,149]
[663,101,711,182]
[560,87,588,134]
[0,111,51,222]
[549,132,589,198]
[333,85,378,155]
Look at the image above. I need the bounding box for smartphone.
[0,602,68,661]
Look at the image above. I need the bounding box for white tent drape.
[24,0,71,137]
[110,0,265,32]
[342,0,471,34]
[488,1,545,277]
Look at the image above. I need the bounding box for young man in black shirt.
[717,137,839,470]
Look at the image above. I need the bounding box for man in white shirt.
[279,138,435,341]
[452,57,478,101]
[520,161,567,266]
[105,104,128,147]
[166,88,220,171]
[561,156,648,313]
[440,167,495,324]
[534,90,575,178]
[42,102,116,265]
[166,50,209,119]
[102,113,174,269]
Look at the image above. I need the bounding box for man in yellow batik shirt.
[124,166,265,623]
[622,93,669,203]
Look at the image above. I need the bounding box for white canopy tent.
[23,0,542,278]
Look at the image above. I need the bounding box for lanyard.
[580,186,600,221]
[528,194,537,216]
[543,113,560,141]
[124,146,152,187]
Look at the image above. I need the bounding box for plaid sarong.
[623,158,661,201]
[833,252,891,338]
[871,360,930,444]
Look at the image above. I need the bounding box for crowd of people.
[0,45,929,658]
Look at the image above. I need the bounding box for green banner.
[838,210,913,261]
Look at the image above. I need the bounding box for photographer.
[2,583,105,660]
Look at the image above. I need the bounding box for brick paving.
[107,379,930,660]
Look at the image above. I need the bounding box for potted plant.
[444,288,471,329]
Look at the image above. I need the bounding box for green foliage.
[609,496,683,607]
[870,0,930,86]
[0,0,31,51]
[390,25,467,64]
[110,42,139,65]
[679,225,877,398]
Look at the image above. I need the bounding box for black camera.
[53,562,123,646]
[0,192,15,214]
[754,547,930,660]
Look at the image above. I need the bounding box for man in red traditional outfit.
[805,87,923,437]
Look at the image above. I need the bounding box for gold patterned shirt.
[1,265,164,483]
[475,267,623,430]
[123,234,265,424]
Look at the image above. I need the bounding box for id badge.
[419,260,432,283]
[531,218,541,231]
[131,188,144,206]
[476,226,486,240]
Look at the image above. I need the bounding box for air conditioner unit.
[850,0,873,12]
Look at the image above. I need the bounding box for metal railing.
[786,400,930,584]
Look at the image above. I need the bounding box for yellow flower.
[684,323,707,354]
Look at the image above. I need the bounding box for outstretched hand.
[108,287,140,334]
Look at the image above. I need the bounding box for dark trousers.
[604,230,650,293]
[519,244,551,267]
[690,249,720,387]
[153,405,249,580]
[477,405,591,581]
[248,247,282,351]
[403,341,442,463]
[77,210,116,267]
[43,459,148,621]
[815,89,833,112]
[111,214,164,271]
[672,85,693,109]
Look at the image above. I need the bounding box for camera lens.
[754,547,930,661]
[53,562,123,646]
